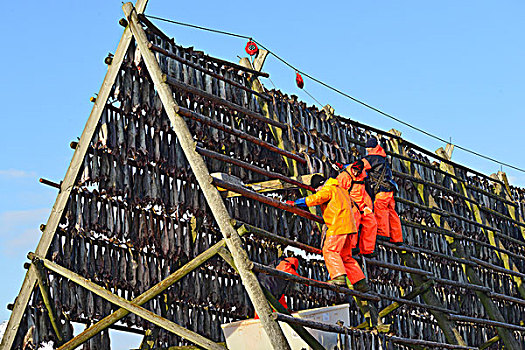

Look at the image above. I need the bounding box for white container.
[221,304,351,350]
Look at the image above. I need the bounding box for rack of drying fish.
[3,4,525,350]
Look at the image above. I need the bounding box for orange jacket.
[276,257,300,276]
[336,168,373,212]
[304,178,357,236]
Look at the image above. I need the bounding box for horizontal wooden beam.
[272,313,477,350]
[165,75,286,129]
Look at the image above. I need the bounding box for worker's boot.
[353,279,381,329]
[327,274,347,287]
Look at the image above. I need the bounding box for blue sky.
[1,1,524,348]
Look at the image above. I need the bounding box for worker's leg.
[340,234,366,285]
[374,192,391,240]
[359,211,378,255]
[351,207,361,251]
[387,194,403,243]
[322,234,349,279]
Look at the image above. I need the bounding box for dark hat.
[365,137,378,148]
[310,174,326,189]
[351,160,365,173]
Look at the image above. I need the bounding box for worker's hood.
[367,145,386,157]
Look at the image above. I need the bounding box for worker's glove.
[333,162,344,171]
[294,198,307,208]
[285,200,296,207]
[363,207,373,215]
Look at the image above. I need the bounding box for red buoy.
[296,72,304,89]
[245,40,259,56]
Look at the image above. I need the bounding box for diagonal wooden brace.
[55,233,245,350]
[28,252,225,350]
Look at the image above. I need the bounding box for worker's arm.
[362,157,372,171]
[304,187,332,207]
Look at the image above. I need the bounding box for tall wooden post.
[0,1,149,348]
[122,3,291,349]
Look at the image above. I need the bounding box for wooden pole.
[215,240,325,350]
[57,233,246,350]
[356,280,434,329]
[272,313,477,350]
[32,259,64,345]
[29,253,225,350]
[122,4,291,349]
[0,2,150,348]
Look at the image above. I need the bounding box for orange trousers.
[353,207,378,255]
[374,191,403,243]
[322,234,365,285]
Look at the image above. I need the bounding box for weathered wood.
[356,280,434,329]
[448,314,525,332]
[390,135,520,349]
[253,262,380,302]
[178,107,306,164]
[33,259,64,345]
[216,238,325,350]
[196,146,314,192]
[272,313,477,350]
[212,177,323,223]
[0,2,150,348]
[57,231,247,350]
[212,178,324,223]
[149,43,271,100]
[123,4,291,349]
[399,252,467,346]
[165,75,286,129]
[478,335,500,350]
[235,222,322,255]
[30,253,225,350]
[241,223,457,315]
[261,287,324,350]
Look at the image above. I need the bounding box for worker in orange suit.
[255,257,300,319]
[336,160,378,257]
[287,174,379,327]
[362,137,403,245]
[286,175,368,288]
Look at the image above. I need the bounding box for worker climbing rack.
[2,2,525,350]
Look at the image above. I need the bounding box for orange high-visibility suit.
[303,178,365,285]
[363,145,403,243]
[337,167,378,255]
[255,257,299,319]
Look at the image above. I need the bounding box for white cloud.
[0,169,36,178]
[0,208,49,256]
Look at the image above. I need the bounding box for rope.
[144,14,525,174]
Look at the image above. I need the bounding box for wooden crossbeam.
[29,253,225,350]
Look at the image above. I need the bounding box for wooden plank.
[0,2,149,348]
[122,4,291,349]
[30,253,225,350]
[224,174,317,198]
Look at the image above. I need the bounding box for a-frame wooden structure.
[3,1,525,349]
